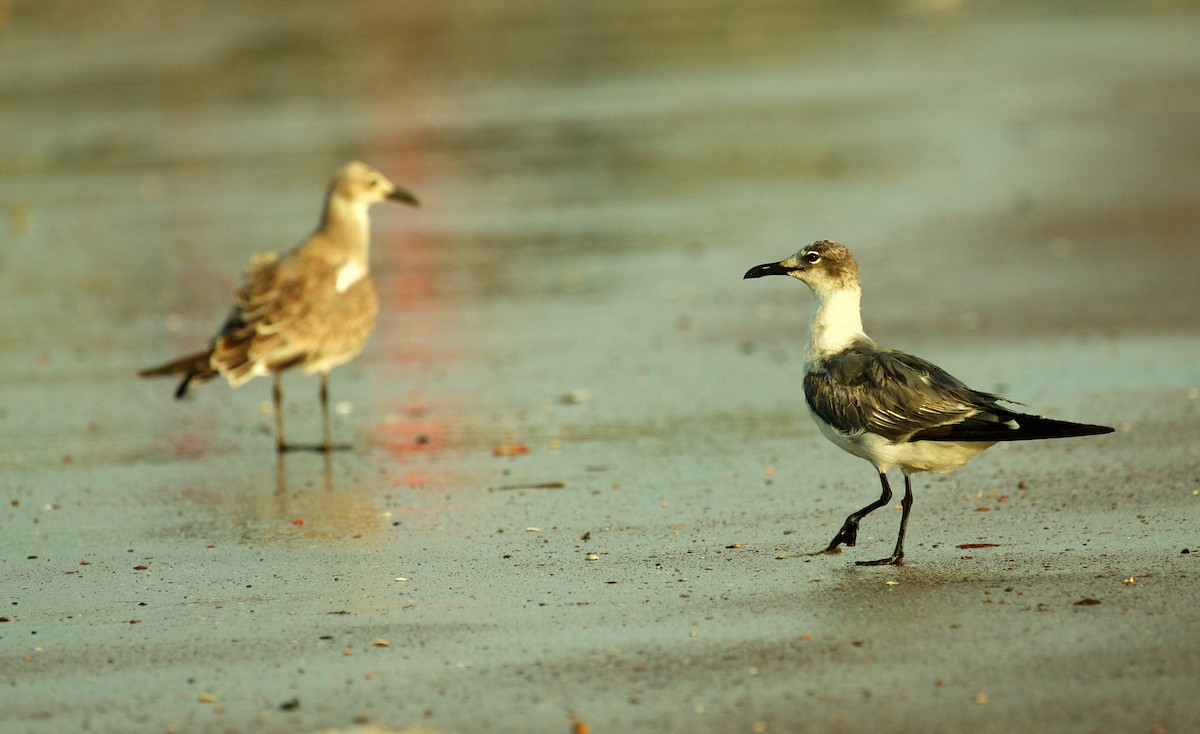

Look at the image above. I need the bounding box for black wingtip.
[1028,418,1115,438]
[916,415,1116,443]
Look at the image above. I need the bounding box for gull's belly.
[812,414,994,474]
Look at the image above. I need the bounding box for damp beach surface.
[3,2,1200,733]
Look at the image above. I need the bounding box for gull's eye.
[803,251,821,264]
[367,175,381,188]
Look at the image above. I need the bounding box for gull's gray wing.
[804,339,1013,443]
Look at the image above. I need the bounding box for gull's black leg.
[318,371,331,453]
[857,473,913,566]
[273,372,290,454]
[823,471,893,554]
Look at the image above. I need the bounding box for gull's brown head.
[743,240,861,295]
[331,161,420,208]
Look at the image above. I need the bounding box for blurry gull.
[744,240,1113,565]
[139,161,419,453]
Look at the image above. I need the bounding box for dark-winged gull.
[139,161,419,453]
[744,240,1113,565]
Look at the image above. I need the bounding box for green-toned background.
[2,2,1198,732]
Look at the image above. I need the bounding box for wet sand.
[2,2,1200,733]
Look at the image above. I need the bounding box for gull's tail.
[138,350,217,399]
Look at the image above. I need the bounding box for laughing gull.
[139,162,419,453]
[744,240,1113,565]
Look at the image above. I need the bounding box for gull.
[139,161,419,453]
[744,240,1113,565]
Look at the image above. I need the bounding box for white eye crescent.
[803,251,821,264]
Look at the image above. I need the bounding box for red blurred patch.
[398,470,433,488]
[492,443,530,457]
[376,417,452,458]
[170,434,210,459]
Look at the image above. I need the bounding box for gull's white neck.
[321,193,372,258]
[318,193,372,292]
[805,284,865,366]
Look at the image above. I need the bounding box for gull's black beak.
[389,187,420,207]
[743,261,792,279]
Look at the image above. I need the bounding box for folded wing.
[804,340,1112,444]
